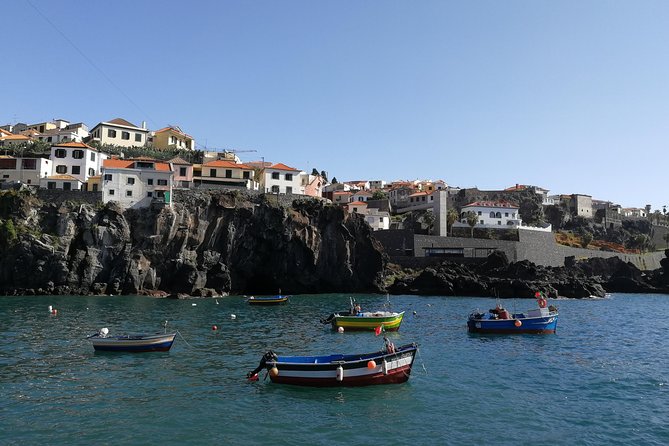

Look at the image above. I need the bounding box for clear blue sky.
[3,1,669,209]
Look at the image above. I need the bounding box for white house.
[37,122,89,144]
[102,158,173,209]
[0,156,52,186]
[368,180,386,190]
[459,201,522,227]
[262,163,302,194]
[346,201,390,231]
[39,174,84,190]
[50,142,107,184]
[351,190,373,203]
[89,118,149,148]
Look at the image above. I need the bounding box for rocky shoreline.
[1,189,668,298]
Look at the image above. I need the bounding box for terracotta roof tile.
[203,160,251,169]
[107,118,139,128]
[53,141,95,149]
[268,163,300,171]
[168,157,192,165]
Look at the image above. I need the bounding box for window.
[135,133,142,142]
[92,184,98,192]
[147,179,153,185]
[480,220,484,224]
[47,182,56,190]
[55,149,66,158]
[2,175,8,178]
[225,169,232,178]
[63,182,71,191]
[157,179,168,186]
[47,137,53,143]
[286,187,293,194]
[127,178,135,185]
[90,152,96,162]
[122,131,130,140]
[498,221,502,225]
[126,190,132,197]
[88,168,95,176]
[104,174,112,181]
[147,191,153,197]
[0,159,16,169]
[272,172,280,180]
[505,212,509,217]
[477,211,482,216]
[72,166,81,175]
[490,212,496,218]
[495,212,502,218]
[72,150,84,159]
[179,167,187,176]
[285,173,293,181]
[243,171,250,179]
[107,129,117,138]
[271,185,280,193]
[56,165,67,174]
[109,189,115,195]
[210,169,217,177]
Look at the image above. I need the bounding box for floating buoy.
[269,367,279,378]
[212,325,218,331]
[248,373,259,382]
[514,320,522,327]
[336,365,344,381]
[215,299,219,305]
[413,310,417,315]
[337,326,344,333]
[51,309,57,315]
[192,303,197,307]
[48,305,53,312]
[230,314,236,319]
[367,360,376,369]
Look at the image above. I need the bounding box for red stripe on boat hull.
[269,365,413,387]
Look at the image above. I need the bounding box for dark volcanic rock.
[0,190,385,296]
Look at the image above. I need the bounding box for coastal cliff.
[0,190,385,296]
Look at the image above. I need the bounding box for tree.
[371,190,388,200]
[331,177,338,184]
[311,168,319,176]
[465,211,479,238]
[320,170,328,182]
[581,233,593,248]
[0,219,17,249]
[447,208,459,236]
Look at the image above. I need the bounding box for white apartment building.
[102,158,173,209]
[50,142,107,183]
[89,118,149,148]
[262,163,303,194]
[0,156,52,185]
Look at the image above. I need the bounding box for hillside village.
[1,117,666,256]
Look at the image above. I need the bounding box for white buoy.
[338,326,344,333]
[100,327,109,337]
[230,314,237,319]
[336,365,344,382]
[215,299,219,305]
[48,305,52,312]
[192,303,197,306]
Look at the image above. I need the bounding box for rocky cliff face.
[0,190,386,296]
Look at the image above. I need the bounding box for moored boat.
[247,294,289,305]
[87,328,177,352]
[320,298,404,331]
[246,339,418,387]
[467,293,558,334]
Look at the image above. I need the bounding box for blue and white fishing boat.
[467,293,559,334]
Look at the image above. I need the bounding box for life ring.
[538,298,547,308]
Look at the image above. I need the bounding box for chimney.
[141,121,147,129]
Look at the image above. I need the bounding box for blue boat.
[87,328,177,352]
[467,294,559,334]
[247,294,289,305]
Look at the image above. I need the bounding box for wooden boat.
[321,298,404,331]
[87,328,177,352]
[247,294,289,305]
[467,293,559,334]
[246,339,418,387]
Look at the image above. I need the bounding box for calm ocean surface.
[1,293,668,445]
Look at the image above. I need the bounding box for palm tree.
[465,211,479,238]
[447,208,459,236]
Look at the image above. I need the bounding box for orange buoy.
[514,320,522,327]
[269,367,279,378]
[367,360,376,369]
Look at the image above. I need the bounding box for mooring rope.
[176,329,196,349]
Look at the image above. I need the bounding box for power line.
[24,0,156,128]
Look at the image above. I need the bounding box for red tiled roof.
[203,160,251,169]
[107,118,139,128]
[103,159,134,169]
[348,201,368,206]
[168,157,191,165]
[53,141,94,149]
[409,191,428,197]
[333,191,352,195]
[154,126,193,139]
[463,201,518,209]
[0,134,32,141]
[268,163,300,171]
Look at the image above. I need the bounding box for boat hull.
[90,333,177,352]
[331,312,404,331]
[248,296,288,305]
[467,314,558,334]
[267,344,417,387]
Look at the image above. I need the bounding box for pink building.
[169,157,193,189]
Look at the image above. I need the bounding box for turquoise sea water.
[1,293,669,445]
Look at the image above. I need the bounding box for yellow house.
[152,126,195,151]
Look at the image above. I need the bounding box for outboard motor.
[246,350,278,379]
